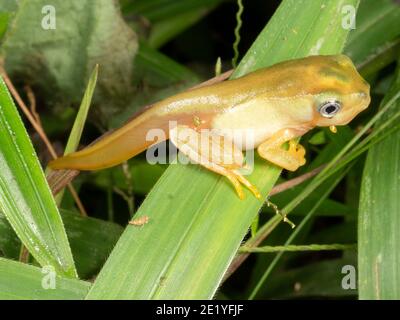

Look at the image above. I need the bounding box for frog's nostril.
[359,92,368,99]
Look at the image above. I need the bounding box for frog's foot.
[257,128,307,171]
[201,163,261,200]
[169,125,261,199]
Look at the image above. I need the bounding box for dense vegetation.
[0,0,399,299]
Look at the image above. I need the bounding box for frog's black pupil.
[325,105,337,114]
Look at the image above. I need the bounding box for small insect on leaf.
[129,215,150,226]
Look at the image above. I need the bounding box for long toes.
[250,187,262,199]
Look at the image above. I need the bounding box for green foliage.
[1,0,138,122]
[0,77,76,277]
[358,63,400,299]
[85,0,358,300]
[54,65,98,205]
[0,258,89,299]
[0,210,123,279]
[0,0,399,300]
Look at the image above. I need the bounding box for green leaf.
[343,0,400,81]
[0,12,9,41]
[122,0,225,22]
[345,0,400,67]
[93,158,166,196]
[0,77,77,277]
[54,65,98,205]
[308,130,326,145]
[147,7,215,49]
[358,63,400,299]
[63,65,98,155]
[2,0,138,122]
[62,210,123,279]
[257,255,357,299]
[0,258,89,299]
[85,0,358,300]
[134,41,199,86]
[0,0,17,42]
[0,210,123,279]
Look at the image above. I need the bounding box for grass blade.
[0,258,89,299]
[345,0,400,67]
[0,77,77,278]
[249,166,352,298]
[0,210,123,279]
[63,65,98,155]
[358,62,400,299]
[53,65,98,204]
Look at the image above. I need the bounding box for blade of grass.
[86,0,359,299]
[256,256,357,299]
[0,209,123,279]
[121,0,224,21]
[249,166,352,299]
[53,65,98,205]
[345,0,400,67]
[0,258,89,299]
[240,243,356,253]
[135,40,199,84]
[358,61,400,299]
[0,77,77,278]
[148,7,215,49]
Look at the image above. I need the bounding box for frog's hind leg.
[257,128,307,171]
[169,125,261,199]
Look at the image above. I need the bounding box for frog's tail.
[48,113,171,171]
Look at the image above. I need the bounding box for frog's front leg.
[169,125,261,199]
[257,128,307,171]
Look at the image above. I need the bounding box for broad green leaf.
[345,0,400,67]
[1,0,138,122]
[344,0,400,80]
[0,210,123,279]
[86,0,358,300]
[0,258,89,299]
[358,62,400,299]
[0,77,77,277]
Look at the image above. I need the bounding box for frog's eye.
[318,100,341,118]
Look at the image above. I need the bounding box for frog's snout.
[357,91,370,110]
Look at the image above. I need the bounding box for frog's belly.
[211,97,313,150]
[211,102,290,150]
[210,126,277,150]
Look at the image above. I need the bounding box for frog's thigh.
[169,125,261,199]
[257,128,306,171]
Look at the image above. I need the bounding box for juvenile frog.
[49,55,370,199]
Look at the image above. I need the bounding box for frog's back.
[154,55,361,117]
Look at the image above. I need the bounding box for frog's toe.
[288,141,306,168]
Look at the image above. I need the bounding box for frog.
[49,54,370,199]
